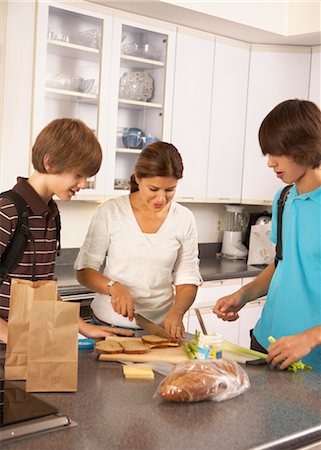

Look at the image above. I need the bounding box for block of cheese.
[123,365,155,379]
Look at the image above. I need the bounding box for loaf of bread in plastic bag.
[156,359,250,402]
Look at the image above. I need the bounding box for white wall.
[0,0,35,191]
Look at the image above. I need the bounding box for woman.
[74,142,202,339]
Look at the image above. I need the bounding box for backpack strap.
[0,190,35,284]
[55,210,61,256]
[275,184,293,267]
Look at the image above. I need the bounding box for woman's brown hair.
[32,118,102,176]
[259,99,321,168]
[130,141,184,193]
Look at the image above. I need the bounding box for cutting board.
[97,337,260,365]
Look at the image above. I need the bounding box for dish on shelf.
[122,127,145,149]
[48,29,70,43]
[114,178,131,190]
[121,43,159,60]
[75,27,102,49]
[119,71,153,102]
[142,135,159,148]
[46,74,96,94]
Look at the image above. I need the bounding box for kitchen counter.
[2,350,321,450]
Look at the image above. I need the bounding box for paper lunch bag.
[26,300,79,392]
[5,279,58,380]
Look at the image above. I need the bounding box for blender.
[221,205,249,259]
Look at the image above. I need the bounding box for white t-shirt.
[74,195,202,327]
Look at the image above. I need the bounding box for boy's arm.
[78,317,133,337]
[0,318,8,343]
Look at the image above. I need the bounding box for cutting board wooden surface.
[97,337,259,365]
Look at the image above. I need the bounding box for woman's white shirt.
[74,195,202,327]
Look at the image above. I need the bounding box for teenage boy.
[0,118,133,343]
[213,99,321,372]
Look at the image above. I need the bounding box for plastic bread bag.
[154,359,250,403]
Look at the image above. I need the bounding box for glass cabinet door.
[33,2,111,199]
[113,23,168,193]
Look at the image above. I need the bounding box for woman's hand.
[162,308,185,340]
[79,320,134,338]
[266,331,315,370]
[110,283,135,321]
[213,291,245,322]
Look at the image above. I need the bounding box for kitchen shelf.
[118,98,162,109]
[120,54,164,68]
[48,39,100,62]
[45,87,98,102]
[116,147,142,154]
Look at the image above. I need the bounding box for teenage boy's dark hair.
[32,118,102,177]
[259,99,321,168]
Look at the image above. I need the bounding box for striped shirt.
[0,178,60,320]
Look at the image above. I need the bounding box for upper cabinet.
[28,4,317,205]
[207,38,250,203]
[33,4,176,199]
[309,46,321,108]
[33,1,113,200]
[105,15,176,195]
[241,46,311,204]
[171,28,215,200]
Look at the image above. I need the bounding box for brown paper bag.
[26,301,79,392]
[5,279,58,380]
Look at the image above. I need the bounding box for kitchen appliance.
[221,205,249,260]
[134,312,173,339]
[247,220,275,265]
[244,211,272,249]
[0,357,75,442]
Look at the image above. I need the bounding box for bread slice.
[121,340,151,354]
[95,340,124,354]
[141,335,179,347]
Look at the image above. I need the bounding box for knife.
[134,312,173,340]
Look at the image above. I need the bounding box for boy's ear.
[44,154,53,173]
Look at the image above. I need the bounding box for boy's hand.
[266,332,314,370]
[110,283,135,321]
[79,320,134,338]
[213,292,245,321]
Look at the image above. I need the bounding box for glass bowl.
[76,28,102,49]
[122,43,159,60]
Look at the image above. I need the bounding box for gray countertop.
[2,349,321,450]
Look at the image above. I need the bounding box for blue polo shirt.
[254,185,321,373]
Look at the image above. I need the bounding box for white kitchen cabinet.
[242,45,311,205]
[309,46,321,108]
[171,28,215,201]
[238,301,265,348]
[106,14,176,195]
[33,1,114,200]
[207,38,250,203]
[238,276,266,348]
[187,279,242,344]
